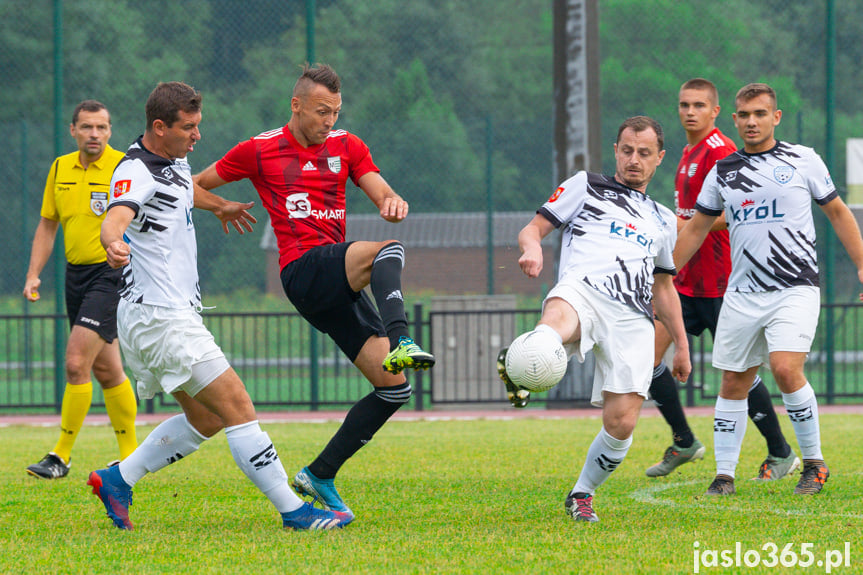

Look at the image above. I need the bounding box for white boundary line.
[629,478,863,519]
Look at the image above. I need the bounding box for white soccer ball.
[505,330,568,392]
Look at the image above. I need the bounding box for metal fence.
[2,302,861,414]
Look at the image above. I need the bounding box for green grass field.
[1,413,861,574]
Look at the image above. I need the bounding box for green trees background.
[2,0,860,298]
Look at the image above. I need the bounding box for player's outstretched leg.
[565,491,599,523]
[292,467,354,518]
[382,335,435,374]
[497,347,530,408]
[281,502,353,530]
[87,466,134,530]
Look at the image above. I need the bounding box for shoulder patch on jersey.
[113,179,131,198]
[548,186,564,202]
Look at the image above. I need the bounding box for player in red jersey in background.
[194,63,434,520]
[644,79,798,481]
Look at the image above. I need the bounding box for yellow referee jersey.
[40,145,125,265]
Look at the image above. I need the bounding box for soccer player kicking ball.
[675,83,863,496]
[88,82,350,531]
[499,116,690,522]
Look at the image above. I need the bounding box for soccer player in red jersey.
[194,64,434,519]
[644,79,797,481]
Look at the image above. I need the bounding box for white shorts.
[117,299,230,399]
[544,280,654,407]
[712,286,820,372]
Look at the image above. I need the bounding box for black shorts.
[280,242,385,362]
[65,262,122,342]
[680,293,723,338]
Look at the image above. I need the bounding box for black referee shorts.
[280,242,386,362]
[65,262,122,342]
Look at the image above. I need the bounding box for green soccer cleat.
[382,336,435,374]
[752,451,800,481]
[497,347,530,408]
[645,439,706,477]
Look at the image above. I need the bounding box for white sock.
[571,427,632,495]
[714,397,748,478]
[118,414,208,487]
[782,383,823,461]
[224,420,302,514]
[534,323,563,344]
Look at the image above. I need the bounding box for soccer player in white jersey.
[87,82,351,531]
[498,116,691,522]
[676,83,863,496]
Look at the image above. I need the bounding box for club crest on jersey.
[723,170,738,183]
[113,179,131,198]
[161,167,174,179]
[286,192,312,219]
[687,163,698,177]
[90,191,108,216]
[773,165,794,184]
[327,157,341,174]
[548,186,564,202]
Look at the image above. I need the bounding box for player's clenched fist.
[105,240,131,268]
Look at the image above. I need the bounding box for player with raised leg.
[87,82,350,531]
[499,116,690,522]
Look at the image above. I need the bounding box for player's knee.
[374,381,412,404]
[373,241,405,269]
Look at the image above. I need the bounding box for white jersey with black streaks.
[538,171,677,318]
[696,141,837,292]
[108,138,201,309]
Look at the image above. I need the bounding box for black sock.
[747,376,791,458]
[649,363,694,448]
[308,383,411,478]
[370,242,409,350]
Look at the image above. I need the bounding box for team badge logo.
[774,165,794,184]
[601,189,618,200]
[723,170,738,183]
[286,192,311,219]
[162,167,174,179]
[548,186,564,202]
[113,179,131,198]
[687,163,698,177]
[327,157,341,174]
[90,191,108,216]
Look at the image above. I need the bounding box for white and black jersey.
[538,171,677,319]
[697,141,837,292]
[108,137,201,309]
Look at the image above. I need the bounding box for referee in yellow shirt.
[23,100,138,479]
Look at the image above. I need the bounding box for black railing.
[1,302,861,413]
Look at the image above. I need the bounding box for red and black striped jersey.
[215,125,379,270]
[673,128,735,298]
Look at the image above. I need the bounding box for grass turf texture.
[1,413,860,574]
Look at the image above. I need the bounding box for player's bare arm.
[819,196,863,300]
[100,205,135,269]
[358,171,408,223]
[652,273,691,382]
[517,214,555,278]
[676,211,727,233]
[673,211,717,270]
[23,217,60,302]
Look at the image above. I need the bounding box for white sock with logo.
[118,414,207,487]
[714,397,748,478]
[571,427,632,495]
[782,382,823,461]
[225,420,302,513]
